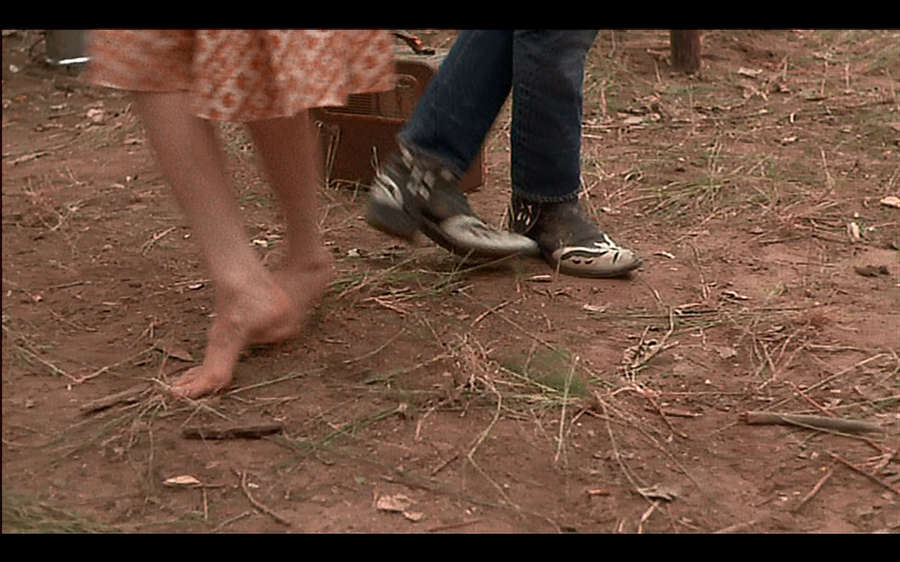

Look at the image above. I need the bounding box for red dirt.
[2,29,898,533]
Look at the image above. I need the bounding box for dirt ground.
[2,29,899,534]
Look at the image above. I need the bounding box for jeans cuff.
[511,190,580,204]
[396,134,467,178]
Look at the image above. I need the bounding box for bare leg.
[133,92,301,398]
[246,112,333,309]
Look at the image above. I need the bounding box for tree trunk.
[670,30,702,74]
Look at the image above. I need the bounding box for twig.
[79,384,153,415]
[78,346,155,383]
[623,308,678,377]
[787,381,835,418]
[8,335,78,382]
[588,394,705,494]
[140,226,176,256]
[742,411,883,434]
[46,280,90,290]
[430,453,460,477]
[792,468,833,512]
[224,368,323,396]
[768,354,887,410]
[461,292,557,352]
[48,308,98,333]
[554,357,578,465]
[235,470,293,527]
[182,423,284,440]
[426,519,483,533]
[635,386,688,439]
[162,383,232,422]
[465,378,518,510]
[470,297,518,328]
[828,452,900,497]
[637,500,661,533]
[213,510,254,532]
[714,517,764,534]
[596,394,648,498]
[342,329,405,365]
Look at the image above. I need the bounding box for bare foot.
[169,252,333,399]
[260,249,333,344]
[169,274,300,399]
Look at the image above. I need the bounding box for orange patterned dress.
[83,30,395,122]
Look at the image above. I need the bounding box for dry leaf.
[376,493,413,512]
[737,67,763,78]
[583,304,607,314]
[880,195,900,209]
[402,511,425,522]
[163,475,202,488]
[847,222,862,241]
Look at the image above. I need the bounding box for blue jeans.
[398,30,598,203]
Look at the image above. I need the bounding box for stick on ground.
[235,470,293,527]
[792,468,833,512]
[741,411,883,434]
[79,384,152,415]
[181,423,284,440]
[829,452,900,497]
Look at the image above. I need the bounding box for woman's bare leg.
[133,92,300,398]
[246,112,333,317]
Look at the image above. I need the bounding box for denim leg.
[511,30,598,203]
[398,30,513,176]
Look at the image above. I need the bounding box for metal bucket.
[45,30,89,65]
